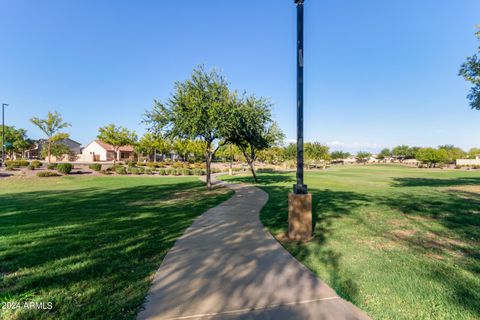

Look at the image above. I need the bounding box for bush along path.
[137,175,370,320]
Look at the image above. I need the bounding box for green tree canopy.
[459,27,480,110]
[416,148,448,168]
[330,150,351,160]
[356,151,372,164]
[3,126,32,159]
[144,66,234,189]
[135,133,171,162]
[304,142,330,168]
[438,145,466,163]
[30,111,70,163]
[223,95,284,182]
[97,124,137,165]
[377,148,392,160]
[468,147,480,158]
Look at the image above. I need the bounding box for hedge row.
[5,160,30,168]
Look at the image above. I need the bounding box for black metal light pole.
[293,0,307,194]
[1,103,8,166]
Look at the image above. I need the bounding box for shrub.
[192,169,205,176]
[27,165,35,170]
[129,167,145,175]
[31,160,42,169]
[127,161,137,167]
[211,168,221,174]
[181,168,192,175]
[473,165,480,170]
[128,167,139,174]
[100,169,112,175]
[5,160,29,168]
[5,165,15,171]
[56,163,73,174]
[454,165,462,169]
[47,163,57,170]
[174,169,183,176]
[172,162,184,169]
[157,162,167,168]
[115,165,127,175]
[37,171,60,177]
[89,163,102,171]
[145,168,153,175]
[158,168,166,175]
[146,162,158,168]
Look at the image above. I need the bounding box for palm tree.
[30,111,70,163]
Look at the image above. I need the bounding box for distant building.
[26,138,82,161]
[80,140,137,162]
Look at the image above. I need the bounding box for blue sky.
[0,0,479,153]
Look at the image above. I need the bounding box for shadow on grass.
[392,176,480,187]
[0,179,232,319]
[231,172,372,305]
[226,173,480,317]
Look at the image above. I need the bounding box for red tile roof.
[95,140,135,152]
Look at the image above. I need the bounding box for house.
[26,138,82,161]
[80,140,137,162]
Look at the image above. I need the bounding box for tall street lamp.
[288,0,312,241]
[2,103,8,167]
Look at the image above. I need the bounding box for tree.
[30,111,70,163]
[415,148,448,168]
[223,95,284,182]
[356,151,372,164]
[377,148,392,160]
[257,146,284,165]
[304,142,330,169]
[173,139,206,162]
[438,145,466,164]
[97,124,137,165]
[3,126,31,159]
[468,147,480,158]
[144,66,234,189]
[135,133,170,162]
[41,142,70,161]
[392,145,410,162]
[330,150,351,160]
[459,27,480,110]
[282,143,297,161]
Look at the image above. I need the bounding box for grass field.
[223,165,480,320]
[0,176,232,320]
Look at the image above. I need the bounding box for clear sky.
[1,0,479,153]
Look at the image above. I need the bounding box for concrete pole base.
[228,168,233,176]
[288,192,313,241]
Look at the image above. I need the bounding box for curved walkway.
[137,178,370,320]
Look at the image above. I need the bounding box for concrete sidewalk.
[137,180,370,320]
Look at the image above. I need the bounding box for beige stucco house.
[80,140,136,162]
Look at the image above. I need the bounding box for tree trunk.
[247,158,258,182]
[154,149,157,162]
[205,153,212,190]
[48,140,52,164]
[242,149,258,183]
[205,141,212,190]
[113,147,118,166]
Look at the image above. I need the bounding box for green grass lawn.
[0,176,232,320]
[223,165,480,320]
